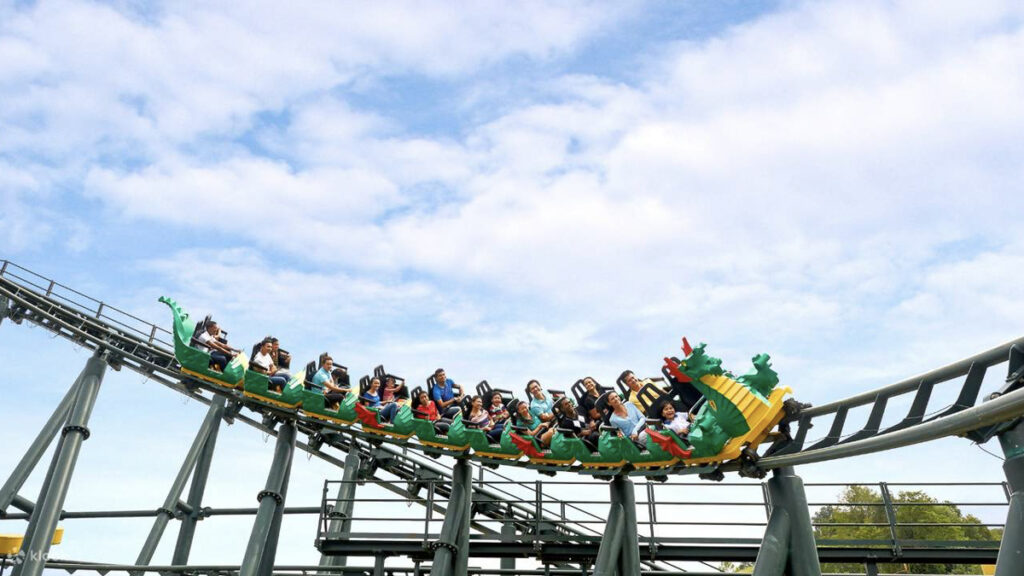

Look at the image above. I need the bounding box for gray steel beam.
[239,422,296,576]
[592,476,640,576]
[257,452,292,576]
[807,336,1024,416]
[752,506,790,576]
[320,450,362,569]
[613,476,640,576]
[996,421,1024,576]
[134,395,226,572]
[764,467,821,576]
[593,502,624,576]
[172,396,227,564]
[499,520,516,571]
[13,353,106,576]
[0,369,78,514]
[431,459,472,576]
[760,384,1024,470]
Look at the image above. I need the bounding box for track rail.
[1,258,1021,482]
[0,261,683,572]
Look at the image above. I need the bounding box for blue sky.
[2,0,1024,568]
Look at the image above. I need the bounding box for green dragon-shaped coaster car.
[465,421,521,460]
[411,412,469,452]
[664,339,791,465]
[243,370,304,409]
[355,402,416,439]
[301,388,358,425]
[159,296,246,388]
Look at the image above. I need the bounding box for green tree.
[813,485,1000,574]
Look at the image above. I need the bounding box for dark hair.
[618,370,633,383]
[270,337,279,343]
[434,368,445,376]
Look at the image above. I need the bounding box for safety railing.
[316,479,1006,563]
[0,259,174,349]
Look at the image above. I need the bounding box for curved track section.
[1,259,1022,481]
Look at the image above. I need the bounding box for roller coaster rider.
[511,399,556,447]
[527,380,556,423]
[312,355,349,409]
[363,376,400,422]
[268,337,292,380]
[196,321,236,372]
[431,368,463,419]
[412,389,450,435]
[554,396,599,452]
[252,338,288,392]
[579,377,602,421]
[604,391,647,449]
[651,397,690,437]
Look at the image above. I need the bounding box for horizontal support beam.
[317,539,1000,564]
[0,506,323,520]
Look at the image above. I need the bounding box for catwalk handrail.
[315,479,1005,567]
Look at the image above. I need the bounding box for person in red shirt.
[413,389,450,434]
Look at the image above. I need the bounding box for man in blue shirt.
[312,356,349,409]
[431,368,463,418]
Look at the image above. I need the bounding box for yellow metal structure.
[0,527,64,555]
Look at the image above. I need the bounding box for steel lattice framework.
[0,259,1022,576]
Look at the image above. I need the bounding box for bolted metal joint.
[428,540,459,553]
[256,490,283,505]
[156,506,177,519]
[61,424,91,440]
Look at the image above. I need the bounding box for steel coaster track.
[2,259,1023,480]
[1,259,1021,573]
[0,261,688,572]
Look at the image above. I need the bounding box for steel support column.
[996,421,1024,576]
[172,396,227,565]
[13,353,107,576]
[499,518,516,571]
[593,475,640,576]
[257,455,291,576]
[752,504,791,576]
[431,458,472,576]
[753,466,821,576]
[134,395,226,572]
[0,380,78,515]
[319,450,362,569]
[593,502,624,576]
[239,422,296,576]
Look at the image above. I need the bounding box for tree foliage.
[813,485,1000,574]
